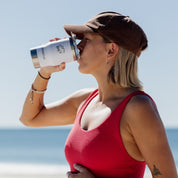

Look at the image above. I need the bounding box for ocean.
[0,127,177,176]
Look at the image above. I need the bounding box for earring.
[106,58,110,65]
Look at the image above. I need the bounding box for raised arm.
[20,64,93,127]
[126,95,178,178]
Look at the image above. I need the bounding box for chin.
[78,65,90,74]
[78,68,88,74]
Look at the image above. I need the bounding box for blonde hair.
[107,46,143,90]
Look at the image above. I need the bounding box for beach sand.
[0,163,68,178]
[0,163,152,178]
[0,174,151,178]
[0,175,66,178]
[0,173,151,178]
[0,175,151,178]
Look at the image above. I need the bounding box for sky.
[0,0,177,128]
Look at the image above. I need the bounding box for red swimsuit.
[65,89,148,178]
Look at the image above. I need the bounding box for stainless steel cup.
[30,35,79,68]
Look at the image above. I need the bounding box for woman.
[20,12,177,178]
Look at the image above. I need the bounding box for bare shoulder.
[128,93,157,111]
[124,94,178,178]
[124,94,167,160]
[124,93,163,131]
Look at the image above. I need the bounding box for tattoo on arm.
[153,165,162,176]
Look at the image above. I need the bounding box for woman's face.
[77,33,108,74]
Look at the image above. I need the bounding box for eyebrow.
[84,32,98,38]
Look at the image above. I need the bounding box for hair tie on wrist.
[38,71,51,80]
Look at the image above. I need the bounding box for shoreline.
[0,175,151,178]
[0,162,152,178]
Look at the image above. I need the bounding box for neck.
[93,72,138,103]
[89,60,138,102]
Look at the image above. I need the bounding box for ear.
[107,43,119,59]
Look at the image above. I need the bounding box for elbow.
[19,116,34,127]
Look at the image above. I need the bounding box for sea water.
[0,127,177,175]
[0,127,70,165]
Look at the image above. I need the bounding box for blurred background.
[0,0,178,128]
[0,0,177,177]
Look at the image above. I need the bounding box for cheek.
[78,42,107,73]
[86,44,107,61]
[93,46,107,63]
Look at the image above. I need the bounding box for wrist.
[30,84,47,104]
[38,71,51,80]
[38,69,51,80]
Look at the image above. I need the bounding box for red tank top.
[65,89,148,178]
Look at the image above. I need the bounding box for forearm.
[20,70,51,126]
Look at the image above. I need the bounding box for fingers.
[39,62,66,77]
[73,164,85,173]
[45,62,66,73]
[66,164,85,178]
[67,171,78,178]
[57,62,66,72]
[73,164,95,178]
[49,37,67,42]
[67,164,95,178]
[49,37,60,42]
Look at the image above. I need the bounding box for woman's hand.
[67,164,95,178]
[39,62,66,79]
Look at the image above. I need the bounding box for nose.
[77,39,86,51]
[77,41,83,51]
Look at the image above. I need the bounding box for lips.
[79,49,83,56]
